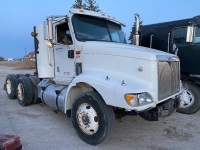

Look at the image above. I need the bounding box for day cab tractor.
[4,8,181,145]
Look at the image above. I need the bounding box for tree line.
[72,0,100,12]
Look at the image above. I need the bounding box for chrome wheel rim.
[179,88,195,108]
[17,83,24,101]
[76,103,99,135]
[6,79,11,94]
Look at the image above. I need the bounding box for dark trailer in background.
[140,16,200,114]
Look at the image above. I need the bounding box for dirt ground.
[0,61,200,150]
[0,60,35,69]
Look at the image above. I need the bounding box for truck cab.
[5,8,180,145]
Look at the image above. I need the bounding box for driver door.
[53,21,75,85]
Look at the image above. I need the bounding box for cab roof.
[69,8,126,27]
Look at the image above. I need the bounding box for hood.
[81,41,175,61]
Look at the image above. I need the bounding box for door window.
[56,23,73,45]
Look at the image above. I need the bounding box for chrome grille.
[158,61,180,100]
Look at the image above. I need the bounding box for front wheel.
[177,81,200,114]
[71,91,115,145]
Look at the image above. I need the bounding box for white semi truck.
[4,8,180,145]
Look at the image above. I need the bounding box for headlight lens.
[125,93,153,107]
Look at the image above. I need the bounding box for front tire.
[71,91,115,145]
[177,81,200,114]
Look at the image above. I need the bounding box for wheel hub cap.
[17,83,24,101]
[6,79,11,94]
[76,103,99,135]
[179,88,195,108]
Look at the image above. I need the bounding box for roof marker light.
[76,51,81,55]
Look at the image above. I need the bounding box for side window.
[173,27,187,43]
[194,26,200,43]
[56,22,73,45]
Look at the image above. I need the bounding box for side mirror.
[44,20,53,40]
[186,26,194,42]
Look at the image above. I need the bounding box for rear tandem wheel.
[5,74,18,99]
[17,76,34,106]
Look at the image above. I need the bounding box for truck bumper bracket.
[138,98,179,121]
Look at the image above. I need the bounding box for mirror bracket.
[46,40,55,48]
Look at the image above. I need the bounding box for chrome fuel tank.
[38,79,67,112]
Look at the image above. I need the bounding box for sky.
[0,0,199,59]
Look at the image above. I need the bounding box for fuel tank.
[38,79,67,112]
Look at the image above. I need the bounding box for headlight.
[125,93,153,107]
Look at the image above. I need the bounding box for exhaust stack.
[133,14,140,46]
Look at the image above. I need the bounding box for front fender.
[67,69,156,110]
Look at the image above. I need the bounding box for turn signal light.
[125,94,137,106]
[76,51,81,55]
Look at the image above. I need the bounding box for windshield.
[72,14,126,43]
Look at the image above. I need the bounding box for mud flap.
[138,98,179,121]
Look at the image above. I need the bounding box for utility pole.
[25,47,27,56]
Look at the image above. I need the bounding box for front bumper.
[138,98,179,121]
